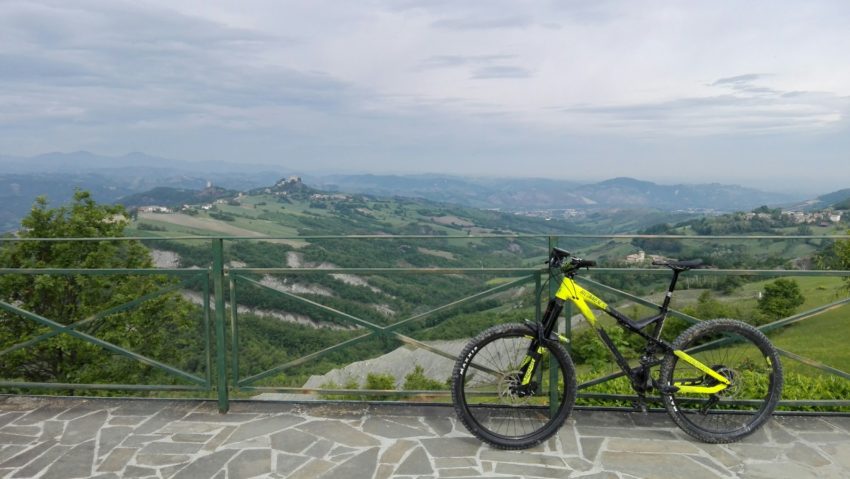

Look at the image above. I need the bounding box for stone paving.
[1,396,849,478]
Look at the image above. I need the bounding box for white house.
[625,251,646,264]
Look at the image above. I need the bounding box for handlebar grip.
[569,258,595,268]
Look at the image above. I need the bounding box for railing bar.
[0,268,203,275]
[3,267,848,276]
[235,268,539,274]
[384,275,535,332]
[777,400,850,407]
[2,234,849,242]
[235,275,383,331]
[0,301,206,386]
[0,280,192,357]
[0,382,207,391]
[390,334,458,362]
[758,297,850,334]
[577,276,701,325]
[578,371,629,390]
[775,348,850,381]
[237,277,531,386]
[388,334,497,378]
[232,267,850,276]
[683,301,850,356]
[237,332,376,387]
[229,388,850,407]
[237,386,452,397]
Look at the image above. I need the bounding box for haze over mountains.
[0,151,845,232]
[310,175,797,212]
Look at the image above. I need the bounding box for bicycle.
[451,247,783,449]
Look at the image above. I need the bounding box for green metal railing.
[0,267,213,393]
[1,234,849,413]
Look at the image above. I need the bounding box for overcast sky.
[1,0,848,192]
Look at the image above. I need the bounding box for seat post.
[661,269,682,312]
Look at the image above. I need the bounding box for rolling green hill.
[119,178,850,401]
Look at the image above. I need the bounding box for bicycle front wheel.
[660,319,783,443]
[451,323,577,449]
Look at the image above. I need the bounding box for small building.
[139,206,171,213]
[625,251,646,264]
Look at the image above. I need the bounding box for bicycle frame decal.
[555,276,608,327]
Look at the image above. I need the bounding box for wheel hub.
[710,365,740,399]
[497,371,535,402]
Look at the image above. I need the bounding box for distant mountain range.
[311,174,801,212]
[0,151,286,231]
[0,151,282,189]
[2,151,847,232]
[785,188,850,212]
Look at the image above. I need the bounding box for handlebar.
[547,248,595,272]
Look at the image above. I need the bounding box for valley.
[111,176,850,405]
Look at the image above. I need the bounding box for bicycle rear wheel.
[660,319,783,443]
[451,323,577,449]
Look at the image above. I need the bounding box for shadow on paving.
[1,396,849,478]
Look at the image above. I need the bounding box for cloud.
[711,74,765,86]
[0,0,357,132]
[431,15,533,30]
[1,0,849,191]
[558,75,848,135]
[470,66,532,79]
[419,54,516,69]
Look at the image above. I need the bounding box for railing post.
[547,235,573,352]
[230,274,240,390]
[203,270,213,388]
[212,238,229,413]
[548,236,560,415]
[534,271,542,323]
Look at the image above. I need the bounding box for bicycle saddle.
[652,259,705,271]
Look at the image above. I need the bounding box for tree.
[0,191,200,388]
[838,236,850,291]
[757,278,805,322]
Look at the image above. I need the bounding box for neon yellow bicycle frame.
[555,276,730,395]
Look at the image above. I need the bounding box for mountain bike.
[451,247,783,449]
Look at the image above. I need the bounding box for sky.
[1,0,849,193]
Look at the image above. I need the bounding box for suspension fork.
[517,299,564,386]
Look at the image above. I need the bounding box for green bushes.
[403,365,448,391]
[575,370,850,411]
[319,364,447,400]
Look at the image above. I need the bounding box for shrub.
[403,365,446,391]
